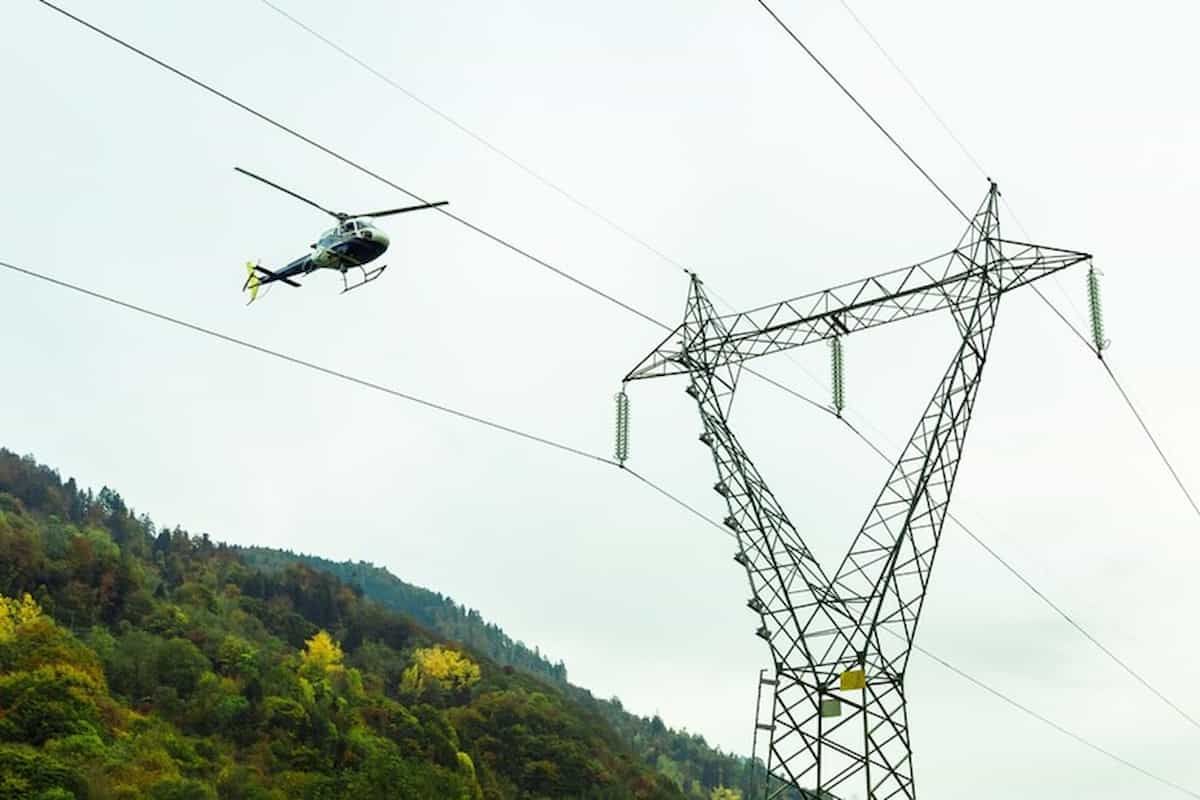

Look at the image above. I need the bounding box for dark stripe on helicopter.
[334,238,387,264]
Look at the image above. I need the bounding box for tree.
[400,646,481,698]
[0,743,86,800]
[155,637,210,697]
[0,593,42,641]
[301,630,343,674]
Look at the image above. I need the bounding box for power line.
[832,0,1092,332]
[0,258,739,540]
[0,261,608,465]
[1029,263,1200,525]
[999,198,1091,328]
[33,0,664,332]
[3,258,1195,798]
[33,0,830,420]
[830,0,1200,526]
[827,0,1197,519]
[902,633,1200,800]
[30,0,1200,774]
[758,0,1200,734]
[832,0,986,178]
[253,0,1191,539]
[251,0,842,426]
[752,0,973,226]
[1101,358,1200,520]
[256,0,691,277]
[843,414,1200,733]
[255,0,1199,678]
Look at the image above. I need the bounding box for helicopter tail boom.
[243,262,303,304]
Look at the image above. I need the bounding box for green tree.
[155,637,209,697]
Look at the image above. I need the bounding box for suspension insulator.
[831,336,846,416]
[1086,265,1110,355]
[614,389,631,465]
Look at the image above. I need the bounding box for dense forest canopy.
[0,449,788,799]
[238,549,781,798]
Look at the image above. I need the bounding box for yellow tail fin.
[244,261,261,304]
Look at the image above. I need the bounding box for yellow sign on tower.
[840,669,866,691]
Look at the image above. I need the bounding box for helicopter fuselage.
[273,217,392,281]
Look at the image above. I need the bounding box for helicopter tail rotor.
[244,261,262,304]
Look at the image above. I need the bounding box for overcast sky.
[3,1,1199,797]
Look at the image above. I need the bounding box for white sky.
[3,1,1199,798]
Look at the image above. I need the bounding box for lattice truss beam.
[623,185,1090,800]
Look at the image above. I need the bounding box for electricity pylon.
[623,185,1090,799]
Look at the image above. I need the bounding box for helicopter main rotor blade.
[234,167,343,219]
[358,200,450,218]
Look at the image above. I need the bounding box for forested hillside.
[240,549,771,798]
[240,551,569,687]
[0,449,697,799]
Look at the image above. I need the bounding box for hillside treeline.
[241,549,774,799]
[0,449,692,799]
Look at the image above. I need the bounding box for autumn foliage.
[0,450,687,799]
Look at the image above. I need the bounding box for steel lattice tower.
[623,185,1091,800]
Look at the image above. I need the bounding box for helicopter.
[235,166,447,303]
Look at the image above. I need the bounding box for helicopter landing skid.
[340,264,387,294]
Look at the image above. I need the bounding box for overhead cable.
[29,0,1200,772]
[837,0,1200,525]
[833,0,1090,328]
[3,257,1196,797]
[1100,358,1200,520]
[842,419,1200,733]
[832,0,986,178]
[35,0,1200,744]
[751,0,973,226]
[33,0,828,418]
[757,0,1200,732]
[901,632,1200,800]
[0,258,743,544]
[829,0,1198,524]
[256,0,691,277]
[34,0,664,331]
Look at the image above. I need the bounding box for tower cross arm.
[624,239,1090,382]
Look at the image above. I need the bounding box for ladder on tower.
[751,669,778,800]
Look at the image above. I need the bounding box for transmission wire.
[4,258,1197,797]
[1100,359,1200,519]
[832,0,986,178]
[33,0,829,419]
[842,419,1200,733]
[28,0,1200,773]
[751,0,972,226]
[757,0,1200,733]
[822,0,1200,522]
[256,0,691,277]
[33,0,663,332]
[897,631,1200,800]
[0,262,610,464]
[0,258,750,545]
[827,0,1198,522]
[832,0,1089,329]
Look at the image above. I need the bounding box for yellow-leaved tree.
[301,630,344,674]
[710,787,742,800]
[0,592,42,642]
[400,646,481,697]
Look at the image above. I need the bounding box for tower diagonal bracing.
[623,185,1090,800]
